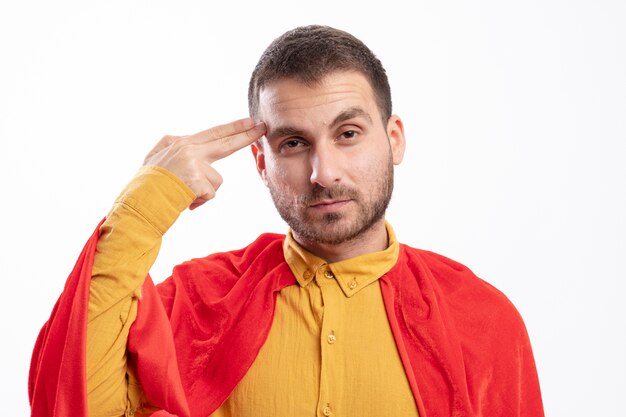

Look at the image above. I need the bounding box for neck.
[293,219,389,263]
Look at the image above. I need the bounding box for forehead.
[257,71,380,123]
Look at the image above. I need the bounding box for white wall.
[1,1,624,415]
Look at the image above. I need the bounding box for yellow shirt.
[87,166,418,417]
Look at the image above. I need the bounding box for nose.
[309,143,341,188]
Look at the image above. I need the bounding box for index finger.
[189,118,258,143]
[204,121,267,162]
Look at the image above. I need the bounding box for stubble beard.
[267,156,394,246]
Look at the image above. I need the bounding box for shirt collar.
[282,222,400,297]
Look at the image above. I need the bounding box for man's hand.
[143,117,266,210]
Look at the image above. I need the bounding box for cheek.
[350,151,385,175]
[265,157,286,183]
[265,158,302,190]
[351,151,392,187]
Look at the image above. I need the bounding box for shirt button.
[327,333,336,344]
[324,270,334,279]
[323,406,332,416]
[303,270,313,280]
[348,279,358,289]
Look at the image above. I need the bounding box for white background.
[1,1,624,415]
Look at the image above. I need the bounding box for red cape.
[30,221,544,417]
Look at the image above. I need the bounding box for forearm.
[86,166,195,417]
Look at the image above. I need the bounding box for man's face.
[252,71,405,246]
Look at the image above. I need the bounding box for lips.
[300,185,359,210]
[308,199,352,213]
[310,199,351,207]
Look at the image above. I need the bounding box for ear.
[251,140,269,186]
[386,115,406,165]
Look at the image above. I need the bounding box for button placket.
[316,268,340,417]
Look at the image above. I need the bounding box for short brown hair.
[248,25,392,123]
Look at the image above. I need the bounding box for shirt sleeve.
[86,166,195,417]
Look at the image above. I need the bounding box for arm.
[86,167,194,416]
[84,118,267,416]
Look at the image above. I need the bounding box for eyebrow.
[330,106,373,127]
[265,106,373,141]
[266,126,307,141]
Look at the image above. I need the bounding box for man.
[29,25,544,417]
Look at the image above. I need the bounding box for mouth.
[308,199,352,213]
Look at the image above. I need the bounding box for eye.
[285,139,302,148]
[279,138,308,153]
[339,130,358,140]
